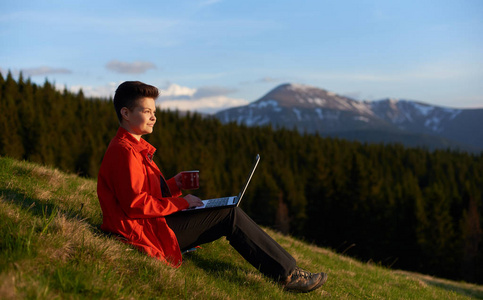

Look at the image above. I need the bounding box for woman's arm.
[107,145,189,218]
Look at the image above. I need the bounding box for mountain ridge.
[215,83,483,152]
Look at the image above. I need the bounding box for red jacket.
[97,127,189,266]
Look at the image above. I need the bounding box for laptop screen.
[235,154,260,206]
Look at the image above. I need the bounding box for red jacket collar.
[115,127,156,157]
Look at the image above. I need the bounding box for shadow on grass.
[419,277,483,299]
[0,187,103,234]
[183,250,265,286]
[396,271,483,299]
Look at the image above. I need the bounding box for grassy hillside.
[1,156,482,299]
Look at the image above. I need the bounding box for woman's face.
[121,97,157,140]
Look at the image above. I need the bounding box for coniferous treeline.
[1,72,482,283]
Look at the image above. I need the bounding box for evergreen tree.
[0,71,25,159]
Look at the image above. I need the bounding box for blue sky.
[1,0,482,113]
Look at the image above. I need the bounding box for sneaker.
[282,266,328,293]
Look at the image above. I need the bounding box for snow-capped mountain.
[370,99,462,133]
[215,83,483,152]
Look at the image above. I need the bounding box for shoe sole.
[284,273,328,293]
[309,273,328,292]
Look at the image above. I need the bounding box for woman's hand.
[184,194,204,208]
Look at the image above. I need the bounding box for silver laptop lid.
[235,154,260,206]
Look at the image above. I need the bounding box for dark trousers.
[165,206,296,280]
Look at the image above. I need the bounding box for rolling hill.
[1,156,482,299]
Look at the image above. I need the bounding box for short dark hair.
[113,81,159,123]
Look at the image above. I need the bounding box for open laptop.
[182,154,260,211]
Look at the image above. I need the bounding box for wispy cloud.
[306,61,479,83]
[106,60,157,74]
[194,86,237,98]
[21,66,72,77]
[240,77,285,85]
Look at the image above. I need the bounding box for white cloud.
[106,60,156,74]
[162,83,196,98]
[160,83,237,100]
[159,96,248,114]
[159,83,248,114]
[62,82,119,99]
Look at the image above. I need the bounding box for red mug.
[181,170,199,190]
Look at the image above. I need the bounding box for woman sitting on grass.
[97,81,328,293]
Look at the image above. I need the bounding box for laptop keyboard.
[205,197,231,208]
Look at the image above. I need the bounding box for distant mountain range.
[215,83,483,153]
